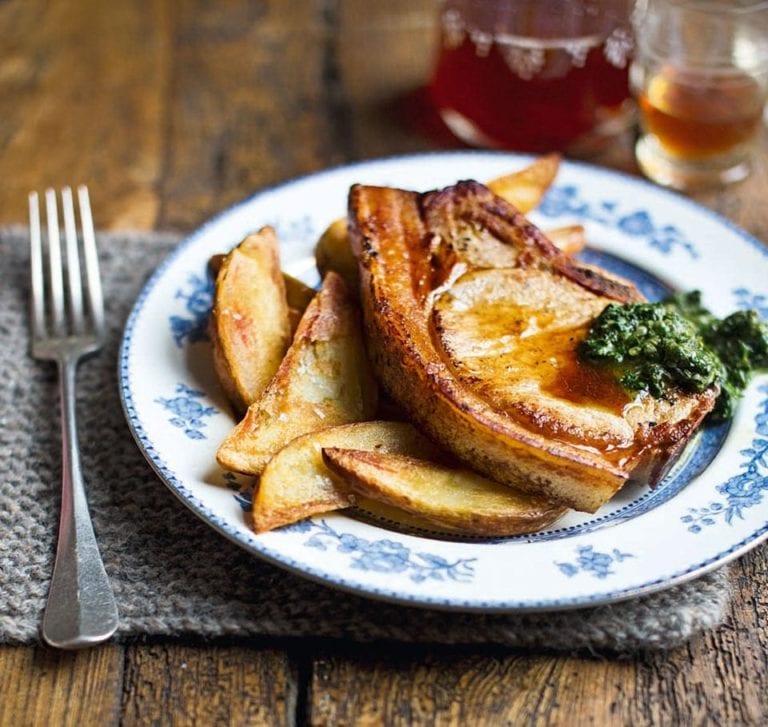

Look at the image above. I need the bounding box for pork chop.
[348,180,716,512]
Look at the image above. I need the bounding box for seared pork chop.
[349,180,716,513]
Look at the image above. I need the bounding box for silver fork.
[29,187,118,649]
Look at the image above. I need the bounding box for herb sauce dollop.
[581,291,768,422]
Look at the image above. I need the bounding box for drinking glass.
[632,0,768,190]
[429,0,636,154]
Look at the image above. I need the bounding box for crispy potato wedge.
[209,252,314,313]
[322,449,567,537]
[486,153,560,213]
[210,250,314,336]
[545,224,586,256]
[315,217,358,292]
[216,271,378,475]
[283,273,316,312]
[253,420,442,532]
[210,227,292,415]
[351,497,475,534]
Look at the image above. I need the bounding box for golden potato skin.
[322,448,566,537]
[252,421,442,532]
[210,248,313,338]
[216,271,378,476]
[315,217,359,292]
[486,153,560,213]
[545,224,586,256]
[283,273,315,313]
[210,227,292,416]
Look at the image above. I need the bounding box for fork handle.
[41,357,119,649]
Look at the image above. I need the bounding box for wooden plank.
[120,642,296,726]
[0,0,170,230]
[156,0,339,231]
[699,128,768,240]
[307,612,767,727]
[337,0,446,158]
[0,645,123,727]
[310,646,542,726]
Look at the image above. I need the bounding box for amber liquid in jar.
[638,69,765,160]
[429,2,634,153]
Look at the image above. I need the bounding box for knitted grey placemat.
[0,227,732,652]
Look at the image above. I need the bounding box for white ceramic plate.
[119,152,768,612]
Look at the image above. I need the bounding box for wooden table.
[2,1,767,724]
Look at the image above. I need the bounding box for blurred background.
[1,0,653,233]
[0,1,446,230]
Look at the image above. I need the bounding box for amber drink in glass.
[632,0,768,190]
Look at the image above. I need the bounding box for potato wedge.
[322,449,567,537]
[283,273,316,312]
[351,497,476,534]
[253,420,442,532]
[210,250,314,336]
[545,224,586,256]
[216,271,378,475]
[210,227,292,415]
[486,153,560,213]
[315,217,358,292]
[209,252,314,313]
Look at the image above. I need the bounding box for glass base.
[438,101,636,156]
[635,135,753,192]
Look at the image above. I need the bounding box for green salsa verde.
[581,291,768,422]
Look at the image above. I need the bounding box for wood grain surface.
[1,0,767,725]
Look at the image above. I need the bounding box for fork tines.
[28,186,105,343]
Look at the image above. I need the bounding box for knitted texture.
[0,227,732,652]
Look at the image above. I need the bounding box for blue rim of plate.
[119,150,768,612]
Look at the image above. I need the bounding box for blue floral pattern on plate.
[682,383,768,533]
[222,472,253,512]
[155,384,217,440]
[282,519,476,583]
[733,288,768,319]
[556,545,634,579]
[169,271,214,347]
[539,185,698,259]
